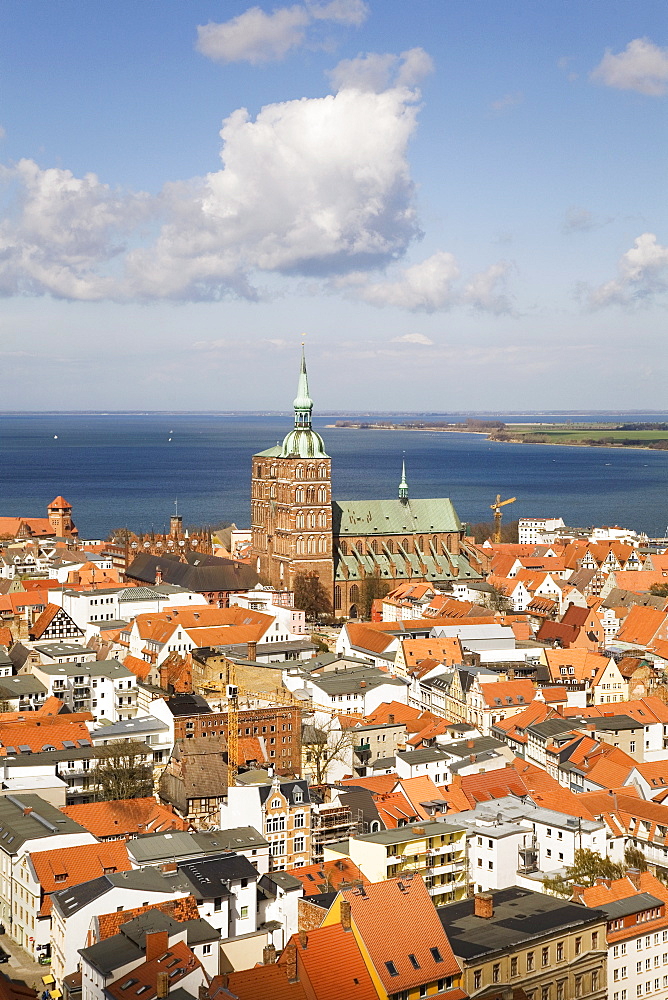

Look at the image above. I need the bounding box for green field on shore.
[506,424,668,444]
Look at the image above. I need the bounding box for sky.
[0,0,666,411]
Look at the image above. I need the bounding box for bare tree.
[93,740,154,801]
[302,718,356,785]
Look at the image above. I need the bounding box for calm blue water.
[0,412,666,538]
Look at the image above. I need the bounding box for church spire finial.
[399,456,409,502]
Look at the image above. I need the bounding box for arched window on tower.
[296,465,304,479]
[334,586,341,610]
[318,511,327,527]
[386,539,394,554]
[296,536,305,554]
[270,485,276,499]
[417,536,424,551]
[307,536,316,554]
[307,487,316,503]
[402,537,409,551]
[296,513,304,529]
[270,464,277,477]
[318,535,326,552]
[318,487,327,502]
[295,488,304,503]
[318,465,328,479]
[339,540,348,555]
[372,539,381,554]
[309,512,316,528]
[307,465,316,479]
[350,584,359,603]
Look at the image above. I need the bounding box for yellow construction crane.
[224,663,239,786]
[490,494,516,544]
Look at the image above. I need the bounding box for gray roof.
[439,886,606,961]
[0,675,47,697]
[32,658,133,679]
[89,716,169,739]
[259,871,303,894]
[79,933,142,976]
[33,643,94,658]
[351,819,466,846]
[177,853,259,899]
[309,668,407,696]
[126,553,260,594]
[0,793,87,853]
[127,828,268,865]
[595,893,664,919]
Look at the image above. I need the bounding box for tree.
[360,571,390,620]
[93,740,154,801]
[650,583,668,597]
[293,573,332,620]
[543,849,626,896]
[487,582,512,613]
[624,845,648,872]
[302,718,356,785]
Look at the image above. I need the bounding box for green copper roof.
[332,498,462,536]
[334,548,481,583]
[293,346,313,411]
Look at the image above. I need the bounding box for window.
[592,970,599,991]
[592,931,598,950]
[294,812,305,828]
[385,962,399,977]
[510,957,518,977]
[294,836,305,853]
[542,988,550,1000]
[213,897,222,911]
[575,936,582,955]
[630,741,636,753]
[202,945,211,955]
[542,947,549,966]
[409,955,420,969]
[527,952,535,972]
[430,948,443,963]
[493,964,500,983]
[575,976,582,998]
[474,971,481,990]
[240,906,248,919]
[556,941,564,962]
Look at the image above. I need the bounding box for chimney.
[23,806,33,817]
[263,943,277,965]
[284,942,298,982]
[359,680,367,688]
[412,826,425,836]
[469,754,477,763]
[161,862,177,874]
[298,930,308,950]
[627,868,642,890]
[146,930,169,963]
[198,987,208,1000]
[388,714,395,724]
[247,640,257,661]
[451,773,462,788]
[340,899,352,932]
[473,893,494,919]
[467,739,475,749]
[156,972,169,999]
[586,722,596,731]
[571,884,585,902]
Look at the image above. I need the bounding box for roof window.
[408,954,420,969]
[430,947,444,963]
[385,961,399,977]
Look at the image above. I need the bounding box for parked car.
[0,948,10,963]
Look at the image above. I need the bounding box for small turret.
[399,459,409,503]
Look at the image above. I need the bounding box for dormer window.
[293,789,303,803]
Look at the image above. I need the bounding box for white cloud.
[328,47,433,93]
[591,37,668,96]
[348,251,514,314]
[462,261,514,315]
[196,0,368,65]
[390,332,433,345]
[585,233,668,307]
[0,52,424,302]
[193,338,227,351]
[490,91,523,113]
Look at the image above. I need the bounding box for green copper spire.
[280,346,329,459]
[293,345,313,429]
[399,458,409,502]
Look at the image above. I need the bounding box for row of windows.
[256,463,328,480]
[475,971,600,999]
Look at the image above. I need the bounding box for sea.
[0,411,667,540]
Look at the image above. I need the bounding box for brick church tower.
[47,496,77,537]
[250,350,333,597]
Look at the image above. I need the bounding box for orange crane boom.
[490,494,516,544]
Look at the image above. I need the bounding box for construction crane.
[224,663,239,786]
[490,494,516,544]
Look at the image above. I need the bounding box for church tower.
[250,349,334,596]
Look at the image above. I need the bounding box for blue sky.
[0,1,666,411]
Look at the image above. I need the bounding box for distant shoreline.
[327,421,668,452]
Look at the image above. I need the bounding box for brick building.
[251,350,483,618]
[174,704,302,775]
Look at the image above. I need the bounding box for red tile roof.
[106,940,201,1000]
[289,858,370,897]
[30,840,131,896]
[279,923,380,1000]
[96,897,200,941]
[340,876,461,992]
[217,965,310,1000]
[61,798,188,839]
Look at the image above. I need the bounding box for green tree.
[543,849,625,896]
[93,740,154,801]
[293,573,332,620]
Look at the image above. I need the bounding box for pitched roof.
[340,876,460,992]
[30,840,131,896]
[345,622,397,656]
[290,858,370,897]
[96,896,200,940]
[106,939,201,1000]
[0,718,92,755]
[278,923,380,1000]
[480,679,535,709]
[217,965,310,1000]
[61,798,188,839]
[616,605,668,646]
